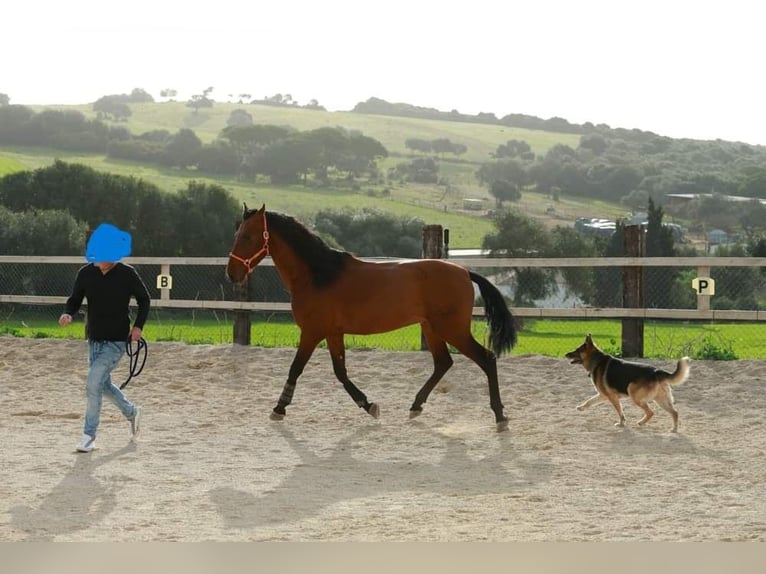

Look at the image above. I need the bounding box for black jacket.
[64,263,151,341]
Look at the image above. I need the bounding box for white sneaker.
[76,434,96,453]
[129,406,142,440]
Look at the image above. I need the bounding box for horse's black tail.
[469,271,517,356]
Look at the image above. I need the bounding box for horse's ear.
[242,202,248,217]
[260,203,266,212]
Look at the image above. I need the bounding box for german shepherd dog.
[565,334,690,432]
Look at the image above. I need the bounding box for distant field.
[3,102,627,247]
[33,101,582,161]
[0,143,630,247]
[0,155,26,176]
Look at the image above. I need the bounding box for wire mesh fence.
[1,256,765,359]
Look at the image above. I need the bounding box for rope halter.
[229,209,270,276]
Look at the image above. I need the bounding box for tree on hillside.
[187,87,214,113]
[739,199,766,242]
[0,206,89,297]
[227,109,253,127]
[489,180,521,207]
[161,128,202,168]
[389,157,439,184]
[482,209,556,306]
[405,138,432,154]
[644,197,678,308]
[493,139,532,159]
[261,136,317,184]
[220,124,293,179]
[579,133,608,155]
[173,182,240,256]
[220,124,293,148]
[549,226,598,303]
[476,159,528,192]
[93,96,132,121]
[314,208,423,257]
[305,99,325,110]
[592,222,625,308]
[337,133,388,177]
[0,93,9,106]
[431,138,467,157]
[0,205,87,256]
[128,88,154,103]
[160,89,178,100]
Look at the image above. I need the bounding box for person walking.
[59,223,151,453]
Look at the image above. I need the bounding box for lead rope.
[120,337,148,390]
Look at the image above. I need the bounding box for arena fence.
[1,256,765,359]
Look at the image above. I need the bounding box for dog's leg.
[635,402,655,427]
[604,394,626,427]
[655,389,679,432]
[577,393,606,411]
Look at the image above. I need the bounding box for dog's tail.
[667,357,691,385]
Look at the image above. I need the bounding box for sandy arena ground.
[1,336,765,541]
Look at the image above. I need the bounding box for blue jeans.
[84,340,136,438]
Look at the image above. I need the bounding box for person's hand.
[130,326,143,342]
[58,313,72,327]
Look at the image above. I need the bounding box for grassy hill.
[1,101,631,248]
[0,155,26,177]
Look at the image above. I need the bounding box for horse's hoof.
[409,409,422,419]
[270,411,285,421]
[368,403,380,419]
[496,418,509,432]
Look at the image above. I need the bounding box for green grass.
[3,317,763,359]
[0,154,26,176]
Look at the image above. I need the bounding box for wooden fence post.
[233,275,251,346]
[421,225,444,350]
[622,224,645,357]
[422,225,444,259]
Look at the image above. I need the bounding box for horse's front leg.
[271,332,320,420]
[326,334,379,418]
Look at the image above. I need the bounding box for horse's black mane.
[244,209,350,288]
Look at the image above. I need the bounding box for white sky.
[3,0,764,144]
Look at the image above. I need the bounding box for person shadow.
[209,423,553,532]
[9,442,136,541]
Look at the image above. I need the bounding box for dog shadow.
[9,442,137,541]
[209,422,553,532]
[605,424,725,460]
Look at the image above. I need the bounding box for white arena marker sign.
[156,274,173,290]
[692,276,715,295]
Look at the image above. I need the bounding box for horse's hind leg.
[446,333,507,431]
[410,324,453,419]
[271,332,321,420]
[326,335,379,418]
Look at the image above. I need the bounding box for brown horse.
[226,204,517,431]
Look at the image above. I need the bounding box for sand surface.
[1,336,765,541]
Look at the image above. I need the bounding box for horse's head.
[226,202,270,283]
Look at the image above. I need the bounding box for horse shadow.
[209,423,553,532]
[9,442,136,541]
